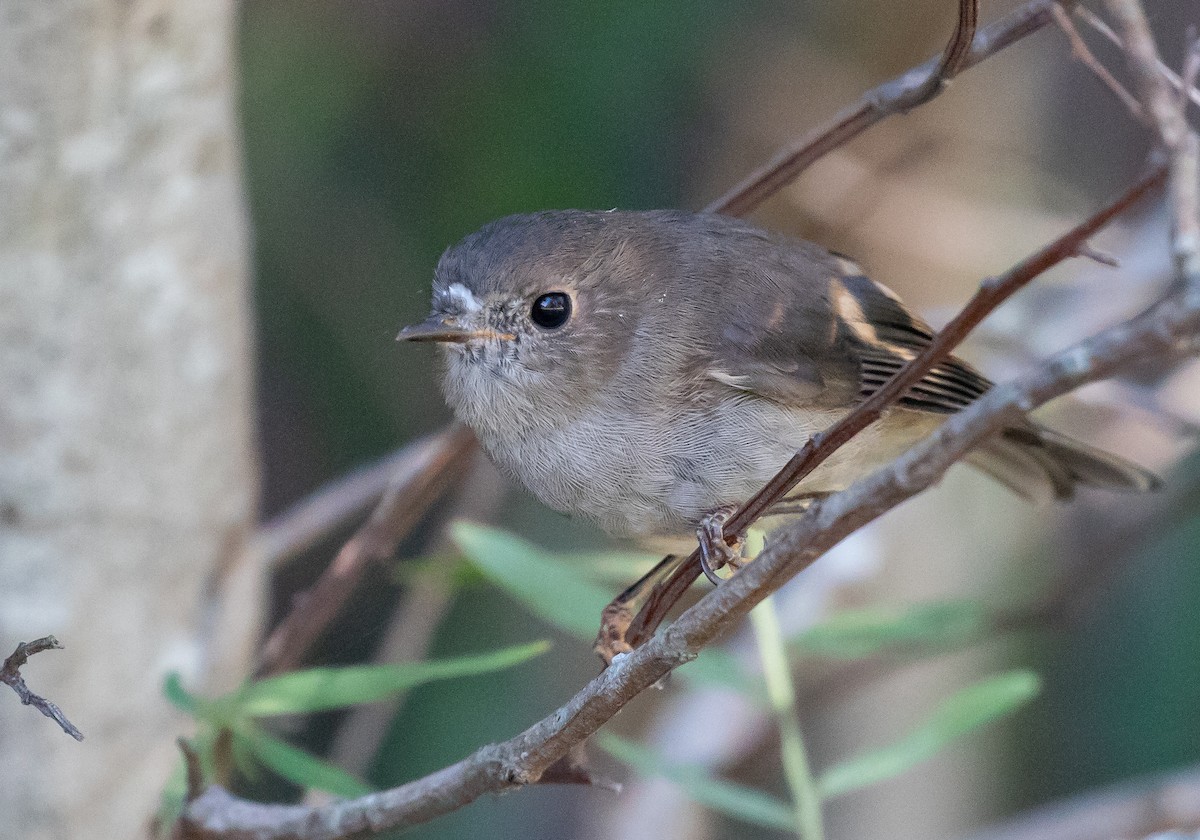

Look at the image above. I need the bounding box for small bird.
[400,210,1158,559]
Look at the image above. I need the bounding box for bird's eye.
[530,292,572,330]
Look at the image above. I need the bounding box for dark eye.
[530,292,572,330]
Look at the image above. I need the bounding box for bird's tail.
[967,424,1161,502]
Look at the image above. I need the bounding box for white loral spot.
[442,282,482,313]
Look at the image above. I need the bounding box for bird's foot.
[698,505,747,585]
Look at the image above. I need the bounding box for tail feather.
[966,424,1160,502]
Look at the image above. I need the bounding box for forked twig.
[1051,3,1144,120]
[1104,0,1200,291]
[1,636,83,741]
[1076,6,1200,110]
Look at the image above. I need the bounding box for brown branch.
[705,0,1066,217]
[1,636,83,741]
[618,164,1169,653]
[180,167,1198,840]
[257,424,477,676]
[1051,3,1144,121]
[1105,0,1200,292]
[1076,6,1200,110]
[253,440,458,573]
[963,763,1200,840]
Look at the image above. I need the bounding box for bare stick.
[706,0,1075,217]
[253,438,466,572]
[181,170,1198,840]
[612,164,1168,655]
[1050,3,1144,121]
[257,424,477,676]
[1076,6,1200,110]
[1,637,83,741]
[1105,0,1200,290]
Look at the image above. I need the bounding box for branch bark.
[0,637,83,741]
[181,167,1197,839]
[1105,0,1200,290]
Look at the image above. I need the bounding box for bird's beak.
[396,316,514,344]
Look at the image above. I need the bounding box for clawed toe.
[697,506,746,585]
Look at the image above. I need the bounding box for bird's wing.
[710,253,992,414]
[832,267,992,413]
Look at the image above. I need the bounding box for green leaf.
[451,522,615,640]
[235,640,549,717]
[235,725,373,798]
[163,672,198,714]
[598,733,797,832]
[559,550,663,584]
[818,669,1041,799]
[793,601,986,660]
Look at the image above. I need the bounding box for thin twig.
[1076,6,1200,110]
[1182,29,1200,114]
[963,762,1200,840]
[1051,3,1144,121]
[253,439,466,572]
[705,0,1066,217]
[257,423,477,676]
[1105,0,1200,292]
[181,168,1197,840]
[619,165,1168,654]
[0,636,83,741]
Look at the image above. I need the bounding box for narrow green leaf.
[793,601,986,660]
[598,733,797,832]
[163,672,198,714]
[235,640,549,717]
[818,670,1041,799]
[752,599,824,840]
[559,550,663,584]
[451,522,615,640]
[236,726,373,798]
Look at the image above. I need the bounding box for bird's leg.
[595,553,685,664]
[698,504,746,585]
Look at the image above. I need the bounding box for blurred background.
[2,0,1197,838]
[240,0,1199,838]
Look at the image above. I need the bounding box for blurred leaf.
[163,672,199,715]
[793,601,986,660]
[818,670,1041,799]
[560,550,663,584]
[598,733,797,832]
[235,640,550,717]
[451,522,614,640]
[678,647,766,702]
[235,725,372,798]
